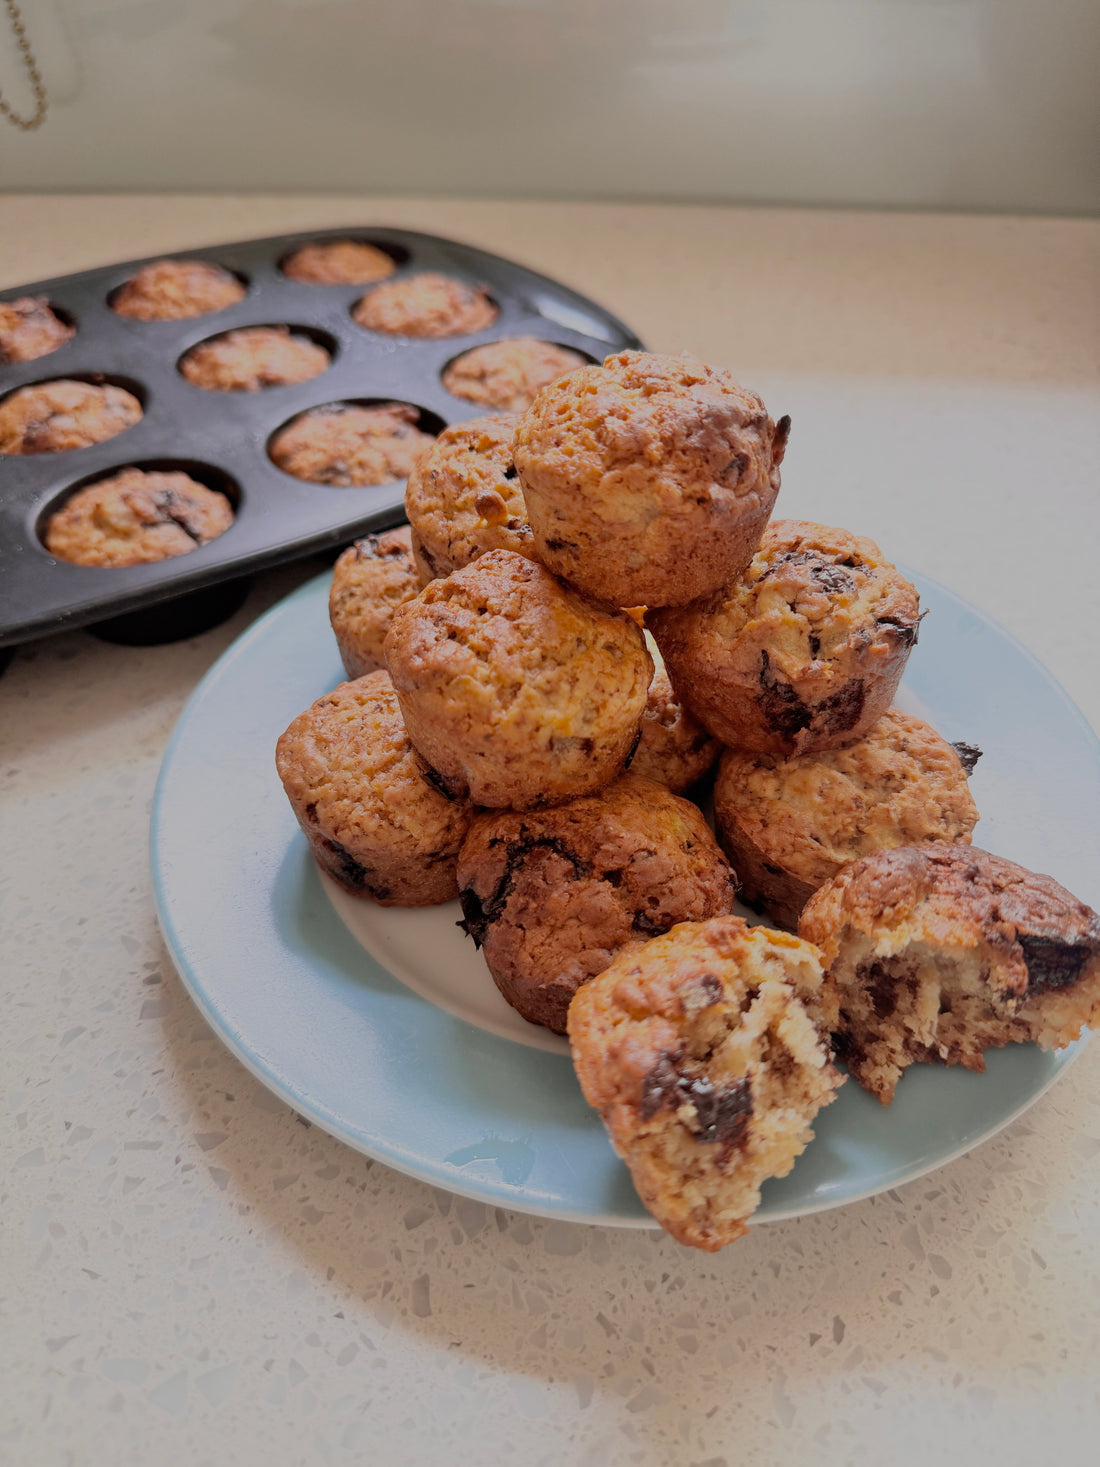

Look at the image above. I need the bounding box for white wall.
[1,0,1096,212]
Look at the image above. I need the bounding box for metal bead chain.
[0,0,48,131]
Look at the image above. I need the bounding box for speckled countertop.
[2,196,1098,1467]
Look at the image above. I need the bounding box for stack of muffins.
[276,349,1100,1251]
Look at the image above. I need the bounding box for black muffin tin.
[0,227,643,649]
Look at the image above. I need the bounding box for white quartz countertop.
[2,195,1098,1467]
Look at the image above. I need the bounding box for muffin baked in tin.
[111,260,247,321]
[0,379,142,455]
[0,297,74,365]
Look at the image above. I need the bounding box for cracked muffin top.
[384,548,653,808]
[179,325,330,392]
[281,239,397,286]
[442,338,588,413]
[403,414,534,580]
[43,468,234,567]
[0,297,74,364]
[0,379,142,455]
[352,273,497,338]
[111,260,246,321]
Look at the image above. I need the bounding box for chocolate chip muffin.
[442,338,588,413]
[269,402,435,487]
[799,844,1100,1105]
[111,260,246,321]
[714,709,981,931]
[329,525,424,679]
[352,273,497,338]
[275,670,475,906]
[457,772,736,1033]
[629,634,722,795]
[179,326,330,392]
[568,916,843,1249]
[649,521,921,757]
[281,239,397,286]
[43,467,234,567]
[0,297,74,364]
[511,350,790,608]
[403,414,535,581]
[0,379,142,455]
[384,549,653,809]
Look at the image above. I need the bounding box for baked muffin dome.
[111,260,245,321]
[511,350,790,608]
[457,772,736,1033]
[281,239,396,286]
[442,338,587,413]
[328,525,424,680]
[403,414,534,581]
[383,548,653,809]
[0,379,142,455]
[649,520,921,756]
[629,633,722,795]
[0,297,74,364]
[269,402,435,487]
[799,844,1100,1105]
[352,273,497,338]
[44,468,234,567]
[180,326,329,392]
[275,671,475,906]
[714,708,980,930]
[568,916,843,1250]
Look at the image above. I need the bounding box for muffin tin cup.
[0,227,643,649]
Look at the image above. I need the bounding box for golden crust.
[179,326,329,392]
[269,403,435,487]
[457,773,736,1033]
[649,520,920,756]
[111,260,245,321]
[0,380,142,455]
[567,916,842,1249]
[511,350,789,608]
[275,671,474,906]
[353,273,497,338]
[0,297,73,364]
[44,468,234,567]
[281,240,396,286]
[329,526,424,679]
[713,708,979,929]
[403,414,535,579]
[384,548,653,809]
[442,338,588,413]
[798,844,1100,1103]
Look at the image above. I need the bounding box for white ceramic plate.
[151,569,1100,1226]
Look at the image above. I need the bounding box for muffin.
[649,521,921,756]
[457,772,736,1033]
[0,297,74,364]
[43,467,234,567]
[403,414,534,581]
[270,402,435,487]
[568,916,843,1250]
[442,338,588,413]
[281,239,397,286]
[384,548,653,809]
[180,326,329,392]
[352,273,497,338]
[329,525,424,679]
[275,671,475,906]
[713,709,981,930]
[799,844,1100,1104]
[512,350,790,608]
[630,634,722,795]
[0,379,142,455]
[111,260,246,321]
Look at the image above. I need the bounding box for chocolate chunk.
[418,761,462,801]
[758,650,811,740]
[639,1053,754,1149]
[1019,933,1092,993]
[502,463,518,481]
[773,414,791,466]
[458,833,591,946]
[721,452,750,484]
[950,741,983,776]
[355,532,406,562]
[875,614,921,648]
[816,677,866,735]
[632,909,672,938]
[319,836,390,899]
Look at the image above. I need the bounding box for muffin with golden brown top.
[281,239,397,286]
[0,297,74,364]
[270,402,435,487]
[649,521,921,756]
[384,549,652,809]
[44,467,233,567]
[352,273,497,338]
[799,844,1100,1105]
[329,525,424,679]
[568,916,843,1250]
[275,671,475,906]
[180,325,330,392]
[403,413,534,581]
[511,350,790,608]
[714,709,980,931]
[442,338,588,413]
[457,772,736,1033]
[111,260,246,321]
[630,633,722,795]
[0,379,142,455]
